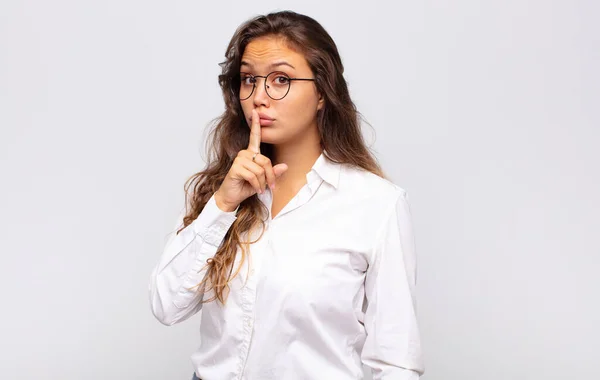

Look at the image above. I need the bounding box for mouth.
[256,118,274,126]
[257,112,274,120]
[249,114,275,126]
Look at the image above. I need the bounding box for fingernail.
[270,183,275,190]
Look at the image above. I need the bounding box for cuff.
[190,193,238,247]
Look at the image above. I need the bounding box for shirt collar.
[307,150,341,190]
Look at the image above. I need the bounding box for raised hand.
[214,109,288,211]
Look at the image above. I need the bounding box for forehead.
[241,36,308,71]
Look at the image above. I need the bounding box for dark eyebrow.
[240,61,296,70]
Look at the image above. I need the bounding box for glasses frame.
[239,71,316,100]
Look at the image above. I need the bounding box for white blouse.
[149,152,424,379]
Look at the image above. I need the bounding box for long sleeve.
[361,190,424,379]
[149,193,238,326]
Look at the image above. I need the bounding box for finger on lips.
[247,109,276,190]
[248,109,261,154]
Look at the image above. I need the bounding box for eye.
[240,74,255,85]
[273,75,290,85]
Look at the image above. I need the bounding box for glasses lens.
[239,72,291,100]
[266,72,291,100]
[239,73,254,100]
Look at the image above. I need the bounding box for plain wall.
[1,0,598,379]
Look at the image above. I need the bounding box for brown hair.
[178,10,385,305]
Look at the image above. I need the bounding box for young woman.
[149,10,424,380]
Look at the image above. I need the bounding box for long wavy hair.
[178,10,385,305]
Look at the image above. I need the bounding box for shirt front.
[149,152,424,380]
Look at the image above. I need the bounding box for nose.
[252,77,270,108]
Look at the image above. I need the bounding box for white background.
[1,1,598,379]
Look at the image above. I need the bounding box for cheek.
[281,91,319,120]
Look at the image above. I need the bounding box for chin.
[263,128,305,146]
[258,127,275,141]
[258,133,277,145]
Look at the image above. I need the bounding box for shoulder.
[339,164,407,198]
[336,163,408,215]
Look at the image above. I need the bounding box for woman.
[149,10,424,380]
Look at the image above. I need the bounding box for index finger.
[248,109,261,153]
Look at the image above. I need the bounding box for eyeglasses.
[239,71,315,100]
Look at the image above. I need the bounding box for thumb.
[273,163,288,178]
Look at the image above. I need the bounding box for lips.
[257,112,274,121]
[257,118,274,126]
[249,112,275,126]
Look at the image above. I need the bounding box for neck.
[272,131,322,185]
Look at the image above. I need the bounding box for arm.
[361,191,424,379]
[148,193,238,326]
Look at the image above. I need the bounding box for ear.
[317,93,325,111]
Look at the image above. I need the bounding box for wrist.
[214,191,238,212]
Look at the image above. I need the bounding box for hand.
[214,109,288,211]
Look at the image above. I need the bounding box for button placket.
[234,215,267,378]
[236,265,257,378]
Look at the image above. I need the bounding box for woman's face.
[239,35,324,147]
